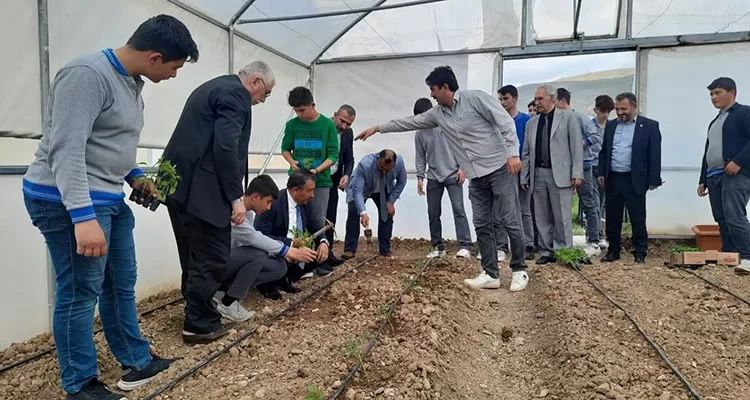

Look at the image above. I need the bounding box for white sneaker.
[598,239,609,249]
[301,272,315,279]
[510,271,529,292]
[734,259,750,275]
[584,243,601,256]
[463,271,501,289]
[476,250,507,262]
[212,291,225,305]
[216,300,255,323]
[427,249,446,259]
[455,248,471,259]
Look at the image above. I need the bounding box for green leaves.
[670,246,701,254]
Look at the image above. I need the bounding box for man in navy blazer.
[254,169,330,297]
[343,149,407,257]
[597,92,662,264]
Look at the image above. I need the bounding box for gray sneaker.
[212,290,225,305]
[216,300,255,323]
[734,260,750,275]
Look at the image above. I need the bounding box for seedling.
[289,227,317,250]
[304,385,325,400]
[129,157,181,211]
[377,303,394,331]
[670,246,701,254]
[302,158,316,169]
[554,248,591,269]
[342,333,372,378]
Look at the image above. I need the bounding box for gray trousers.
[307,186,330,231]
[496,181,535,250]
[578,166,601,243]
[533,168,573,257]
[221,246,288,300]
[707,173,750,259]
[469,166,526,278]
[426,178,472,250]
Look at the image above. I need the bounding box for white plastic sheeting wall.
[639,42,750,234]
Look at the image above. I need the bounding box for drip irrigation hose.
[0,296,184,375]
[140,255,379,400]
[667,263,750,307]
[570,264,704,400]
[329,258,434,400]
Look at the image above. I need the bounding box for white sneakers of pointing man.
[464,269,528,292]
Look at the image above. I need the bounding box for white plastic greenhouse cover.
[181,0,750,64]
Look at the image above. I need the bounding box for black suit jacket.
[598,115,662,195]
[254,189,327,247]
[331,128,354,188]
[164,75,253,228]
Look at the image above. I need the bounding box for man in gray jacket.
[215,175,316,322]
[413,98,472,259]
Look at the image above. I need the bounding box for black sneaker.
[116,355,176,391]
[314,264,334,277]
[67,379,127,400]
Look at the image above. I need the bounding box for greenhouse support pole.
[237,0,446,24]
[625,0,634,39]
[37,0,55,332]
[228,0,258,74]
[311,0,388,64]
[520,0,529,47]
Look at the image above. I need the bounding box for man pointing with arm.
[357,65,528,292]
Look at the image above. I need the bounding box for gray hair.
[338,104,356,117]
[238,61,275,85]
[537,84,557,98]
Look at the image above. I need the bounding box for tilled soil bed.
[0,239,748,399]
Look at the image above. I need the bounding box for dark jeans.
[592,164,605,235]
[605,172,647,257]
[706,173,750,259]
[344,193,393,254]
[426,178,472,250]
[168,203,230,334]
[221,246,288,300]
[24,196,152,394]
[578,166,601,243]
[468,166,526,277]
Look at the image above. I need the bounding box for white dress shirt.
[287,191,300,239]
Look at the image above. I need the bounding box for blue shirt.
[513,112,532,159]
[611,117,636,172]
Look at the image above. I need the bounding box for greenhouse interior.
[1,0,750,398]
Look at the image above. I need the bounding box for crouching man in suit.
[342,149,407,258]
[255,169,331,298]
[214,175,317,322]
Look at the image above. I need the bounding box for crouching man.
[255,169,331,298]
[214,175,317,322]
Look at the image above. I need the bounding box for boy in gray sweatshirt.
[22,15,198,400]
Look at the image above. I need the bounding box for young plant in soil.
[128,157,181,211]
[289,227,317,250]
[670,246,701,253]
[377,303,394,331]
[342,333,373,378]
[554,247,591,269]
[304,385,325,400]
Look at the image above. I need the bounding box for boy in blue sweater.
[23,15,198,400]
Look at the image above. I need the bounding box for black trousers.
[605,172,648,257]
[221,247,288,300]
[325,183,341,251]
[168,202,230,334]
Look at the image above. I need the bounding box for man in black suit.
[255,169,331,297]
[597,92,662,264]
[164,61,275,344]
[326,105,357,266]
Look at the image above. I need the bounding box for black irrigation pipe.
[667,263,750,307]
[328,258,435,400]
[0,297,184,375]
[569,265,705,400]
[140,255,380,400]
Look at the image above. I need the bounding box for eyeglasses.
[259,78,272,99]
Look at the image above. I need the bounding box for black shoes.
[328,255,344,267]
[634,255,646,264]
[536,255,554,265]
[117,355,176,391]
[67,379,126,400]
[314,263,334,277]
[601,252,621,262]
[525,246,536,261]
[182,325,231,345]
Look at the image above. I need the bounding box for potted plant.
[128,157,181,211]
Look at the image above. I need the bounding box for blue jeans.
[24,196,152,394]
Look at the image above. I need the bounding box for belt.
[609,171,631,176]
[535,162,551,168]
